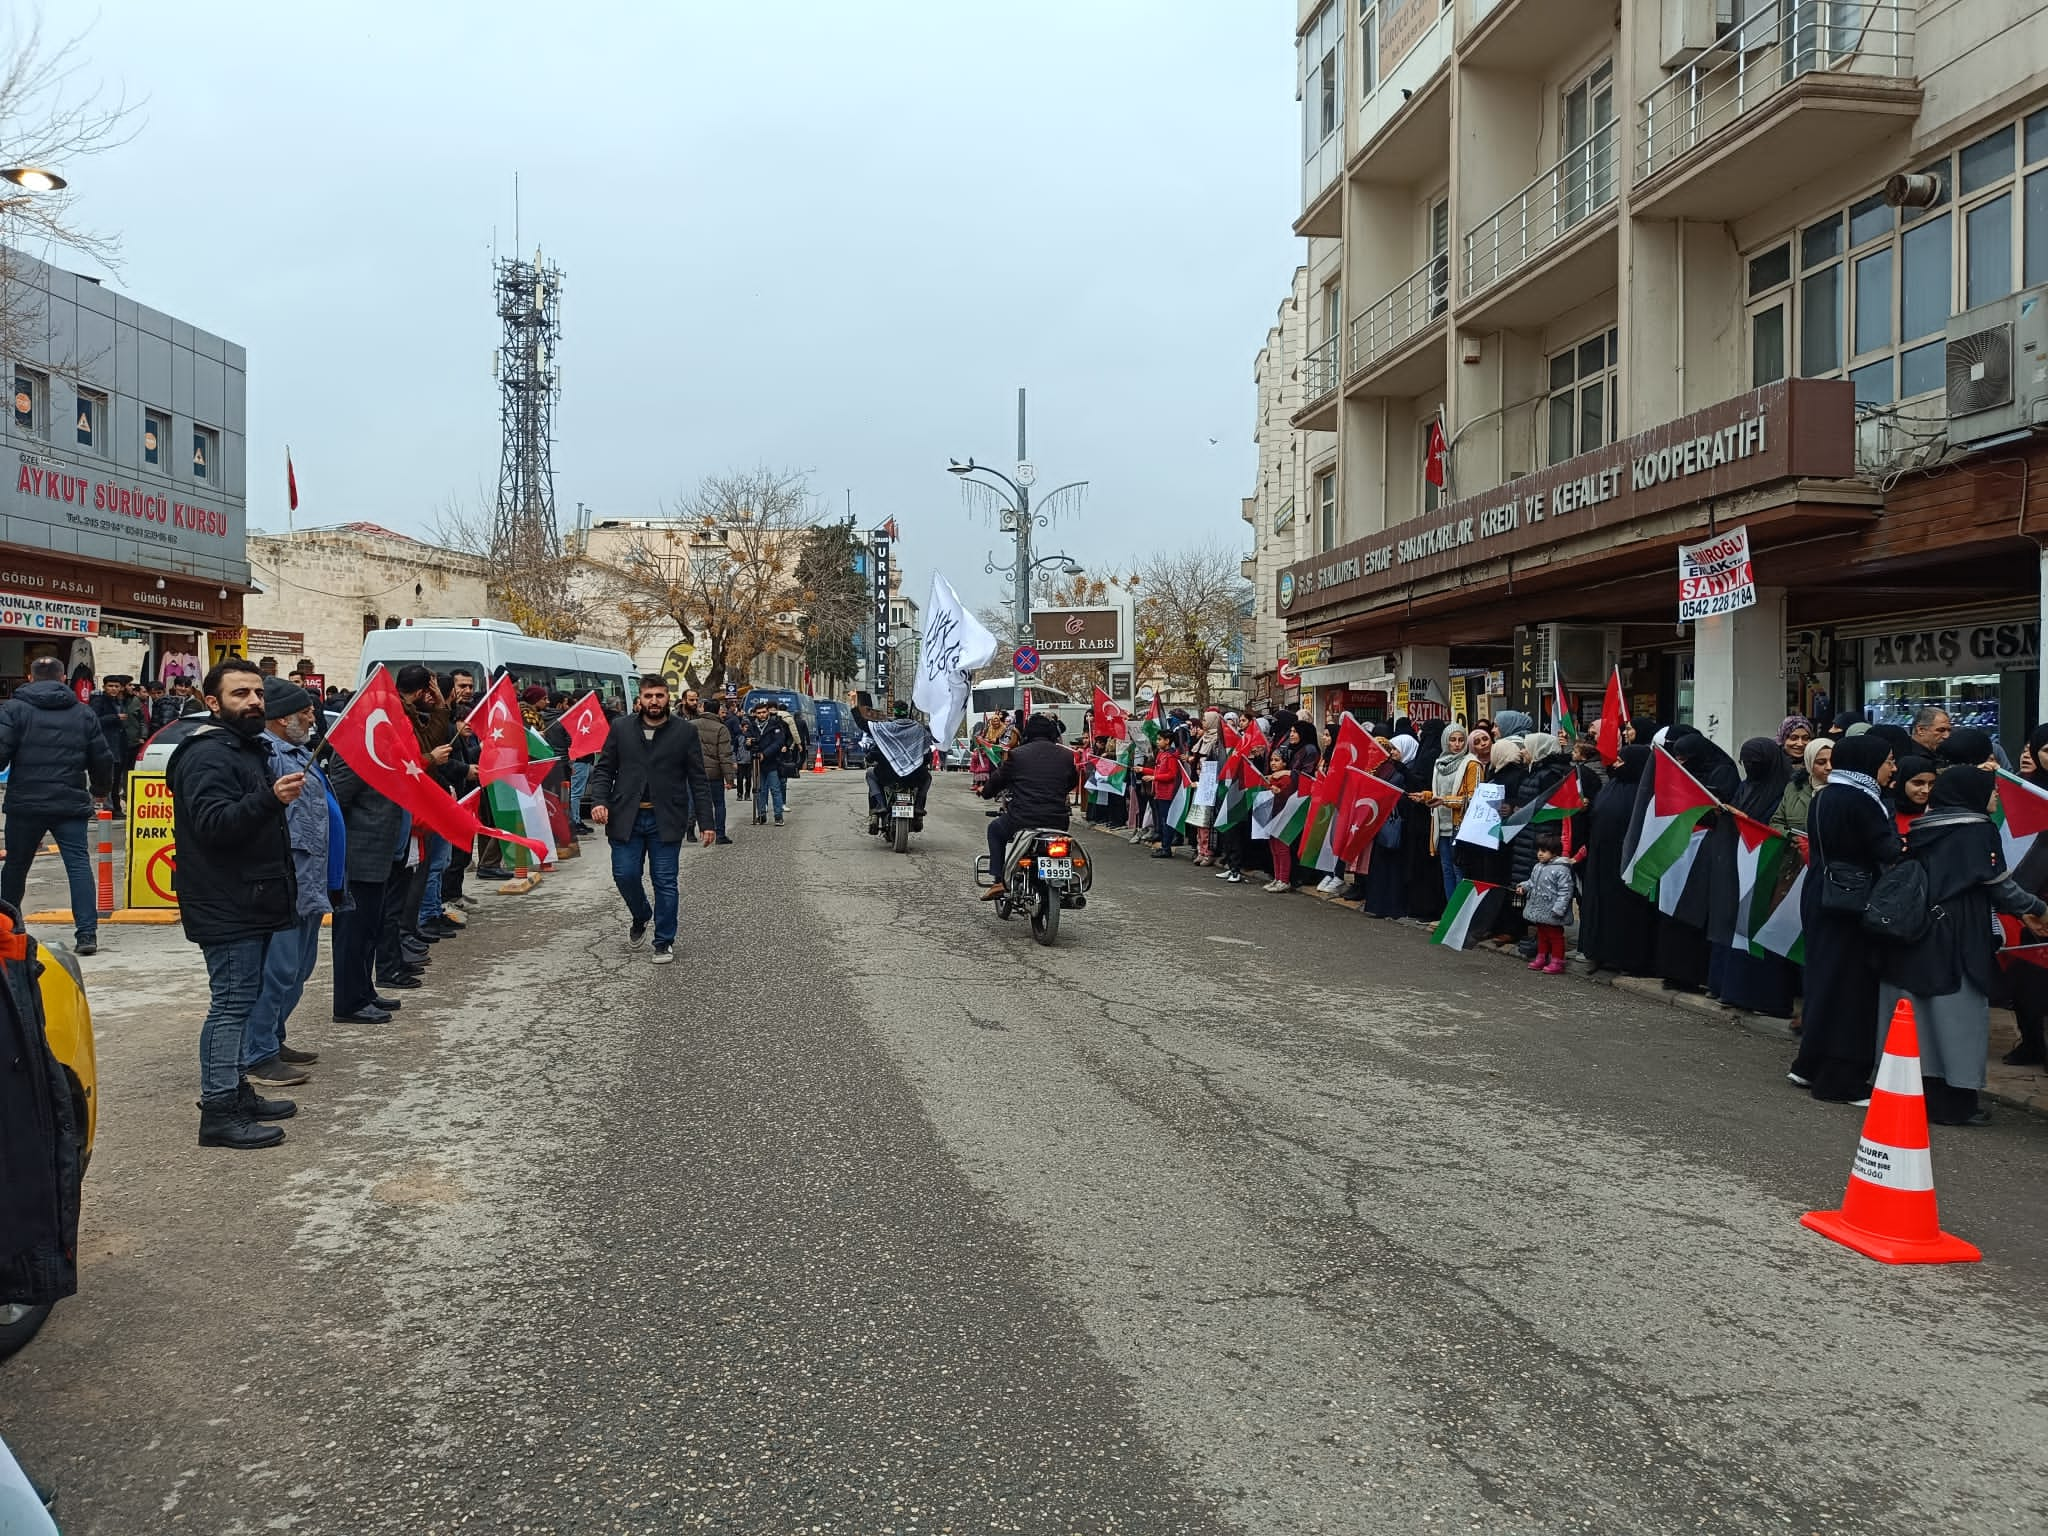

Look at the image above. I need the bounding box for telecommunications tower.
[491,248,564,570]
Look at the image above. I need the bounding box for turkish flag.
[1332,767,1405,867]
[1425,416,1448,489]
[327,667,546,857]
[556,690,609,760]
[466,673,531,786]
[1596,664,1625,766]
[1092,686,1128,742]
[286,450,299,512]
[1327,713,1388,776]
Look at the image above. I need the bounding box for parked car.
[944,738,971,772]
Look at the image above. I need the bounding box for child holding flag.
[1517,828,1575,974]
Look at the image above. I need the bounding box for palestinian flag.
[1752,865,1808,964]
[1729,811,1791,956]
[1431,879,1508,949]
[1656,826,1710,918]
[1622,746,1718,901]
[485,777,555,872]
[1087,755,1129,796]
[1263,784,1312,845]
[1162,756,1194,835]
[1994,769,2048,890]
[1254,787,1303,843]
[1215,754,1266,832]
[1297,769,1346,873]
[1498,769,1586,841]
[1551,661,1579,742]
[1140,696,1164,749]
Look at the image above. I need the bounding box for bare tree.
[428,492,586,642]
[1136,542,1251,704]
[0,13,141,361]
[605,468,816,691]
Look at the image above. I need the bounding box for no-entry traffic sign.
[1012,645,1040,676]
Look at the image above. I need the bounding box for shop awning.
[1298,660,1388,687]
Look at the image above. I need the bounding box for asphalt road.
[4,768,2046,1535]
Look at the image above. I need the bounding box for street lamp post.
[948,388,1088,714]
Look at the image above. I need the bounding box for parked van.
[357,620,636,709]
[812,699,848,762]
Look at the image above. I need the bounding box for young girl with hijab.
[1879,766,2048,1124]
[1418,725,1479,901]
[1788,733,1901,1103]
[1888,754,1936,838]
[1262,720,1321,891]
[1186,709,1225,865]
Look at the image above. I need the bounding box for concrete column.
[1691,586,1786,752]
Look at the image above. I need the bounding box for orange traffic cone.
[1801,998,1981,1265]
[811,744,825,774]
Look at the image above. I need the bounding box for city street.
[4,768,2047,1535]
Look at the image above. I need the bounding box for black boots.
[197,1078,297,1149]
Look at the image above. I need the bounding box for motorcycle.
[887,787,916,853]
[977,819,1092,946]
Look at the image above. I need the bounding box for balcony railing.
[1348,256,1451,378]
[1640,1,1914,182]
[1302,334,1342,410]
[1464,118,1617,298]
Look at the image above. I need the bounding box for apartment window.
[143,410,166,467]
[1301,4,1343,167]
[1358,0,1377,102]
[1546,329,1618,466]
[1421,418,1442,514]
[1322,280,1342,345]
[1561,60,1615,230]
[75,389,106,452]
[12,368,46,435]
[1428,197,1450,317]
[1316,469,1336,550]
[192,424,217,482]
[1753,109,2048,405]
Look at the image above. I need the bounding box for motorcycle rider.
[865,700,934,834]
[977,711,1079,900]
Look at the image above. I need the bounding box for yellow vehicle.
[0,926,94,1359]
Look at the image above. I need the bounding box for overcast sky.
[42,1,1300,616]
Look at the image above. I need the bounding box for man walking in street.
[587,675,715,964]
[682,688,735,844]
[0,656,115,954]
[241,676,341,1089]
[746,700,790,825]
[166,659,303,1149]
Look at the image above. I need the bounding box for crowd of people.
[991,696,2048,1129]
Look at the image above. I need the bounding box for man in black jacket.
[587,675,714,964]
[166,658,304,1149]
[978,712,1080,899]
[0,656,115,953]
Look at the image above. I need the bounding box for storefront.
[0,552,246,684]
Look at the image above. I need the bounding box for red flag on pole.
[1332,767,1405,868]
[1596,664,1625,766]
[466,673,531,786]
[1328,713,1389,776]
[555,690,609,760]
[326,667,547,857]
[286,449,299,512]
[1424,416,1448,489]
[1091,685,1128,742]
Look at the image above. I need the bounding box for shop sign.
[245,628,305,656]
[1485,670,1506,697]
[210,628,248,667]
[123,771,178,909]
[1862,622,2040,681]
[1276,379,1854,618]
[1677,525,1757,621]
[7,451,245,573]
[0,552,240,627]
[1031,606,1124,661]
[1295,638,1331,668]
[0,588,100,635]
[1449,676,1469,721]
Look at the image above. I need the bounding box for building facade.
[1282,0,2048,751]
[0,247,247,683]
[1242,266,1327,703]
[243,523,491,686]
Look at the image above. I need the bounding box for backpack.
[1860,858,1933,945]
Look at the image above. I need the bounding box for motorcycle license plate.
[1037,857,1074,881]
[891,804,914,818]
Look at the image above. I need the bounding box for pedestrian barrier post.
[1801,997,1981,1265]
[94,809,116,918]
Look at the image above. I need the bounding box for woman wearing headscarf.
[1788,732,1901,1103]
[1403,720,1449,922]
[1649,726,1739,994]
[1625,715,1659,748]
[1185,708,1225,866]
[1772,737,1831,836]
[2005,721,2048,1067]
[1888,753,1936,837]
[1263,718,1321,891]
[1419,725,1479,902]
[1357,735,1415,918]
[1473,734,1528,941]
[1580,744,1658,974]
[1712,737,1796,1016]
[1828,710,1862,739]
[1879,766,2048,1124]
[1777,716,1813,775]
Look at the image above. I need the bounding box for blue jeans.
[199,935,271,1102]
[245,911,325,1065]
[755,769,785,820]
[2,813,96,943]
[1153,796,1178,853]
[418,835,450,923]
[703,781,728,838]
[610,808,680,946]
[1440,836,1461,900]
[569,759,593,823]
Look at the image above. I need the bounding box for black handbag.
[1812,814,1874,916]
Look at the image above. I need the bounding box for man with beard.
[167,659,304,1149]
[440,670,482,908]
[587,675,715,965]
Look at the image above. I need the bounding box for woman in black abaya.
[2001,724,2048,1066]
[1579,745,1658,975]
[1788,732,1901,1102]
[1712,737,1795,1016]
[1403,720,1448,922]
[1653,726,1739,994]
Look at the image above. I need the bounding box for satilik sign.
[1677,525,1757,622]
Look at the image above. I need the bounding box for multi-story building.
[1242,267,1328,703]
[0,247,248,683]
[1280,0,2048,751]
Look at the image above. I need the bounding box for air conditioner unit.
[1534,624,1621,688]
[1945,286,2048,446]
[1661,0,1736,67]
